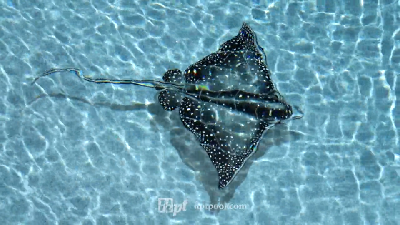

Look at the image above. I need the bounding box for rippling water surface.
[0,0,399,224]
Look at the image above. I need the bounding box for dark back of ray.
[32,23,302,189]
[176,23,303,188]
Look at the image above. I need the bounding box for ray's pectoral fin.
[179,97,266,189]
[179,97,239,188]
[204,145,245,189]
[218,23,259,53]
[158,69,183,111]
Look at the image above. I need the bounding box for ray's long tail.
[32,68,184,91]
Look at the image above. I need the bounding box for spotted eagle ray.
[32,23,303,189]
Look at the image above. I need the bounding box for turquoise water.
[1,0,399,224]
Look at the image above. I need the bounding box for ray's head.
[275,103,304,122]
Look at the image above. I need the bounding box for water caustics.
[32,23,303,189]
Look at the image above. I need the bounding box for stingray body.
[33,23,303,189]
